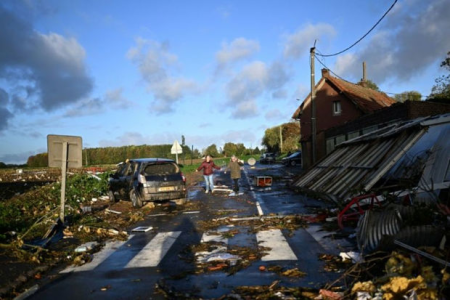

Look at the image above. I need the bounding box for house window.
[333,101,341,115]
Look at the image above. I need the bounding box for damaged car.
[108,158,186,207]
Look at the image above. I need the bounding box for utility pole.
[310,47,317,164]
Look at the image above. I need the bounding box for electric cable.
[314,54,432,98]
[316,0,397,57]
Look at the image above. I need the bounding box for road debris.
[131,226,153,233]
[74,241,99,253]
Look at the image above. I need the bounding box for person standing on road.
[196,155,221,193]
[225,155,244,196]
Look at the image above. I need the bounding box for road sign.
[171,140,182,164]
[48,135,82,168]
[171,140,183,154]
[47,135,82,223]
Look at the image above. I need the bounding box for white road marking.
[256,201,264,216]
[257,229,297,261]
[243,167,265,215]
[125,231,181,268]
[60,237,133,273]
[200,232,228,243]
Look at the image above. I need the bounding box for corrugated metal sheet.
[357,208,444,254]
[356,209,402,253]
[291,114,450,202]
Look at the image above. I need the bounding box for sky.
[1,0,449,164]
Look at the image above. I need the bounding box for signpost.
[171,140,183,164]
[47,135,82,223]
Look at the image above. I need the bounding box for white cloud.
[127,38,197,114]
[224,60,290,118]
[64,98,103,117]
[215,38,260,72]
[232,99,258,119]
[220,129,257,146]
[104,88,133,109]
[283,23,336,59]
[265,109,282,121]
[98,131,149,147]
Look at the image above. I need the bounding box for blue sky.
[1,0,449,164]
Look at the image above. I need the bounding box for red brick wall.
[300,81,363,141]
[300,80,364,166]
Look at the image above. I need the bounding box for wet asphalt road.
[27,162,355,300]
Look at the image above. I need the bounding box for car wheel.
[130,190,143,208]
[290,160,296,167]
[108,190,116,202]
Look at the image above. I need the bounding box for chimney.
[362,62,367,82]
[321,68,329,78]
[358,62,367,87]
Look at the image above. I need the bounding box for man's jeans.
[203,174,214,191]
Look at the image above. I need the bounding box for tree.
[262,127,279,152]
[394,91,422,102]
[236,143,246,156]
[181,135,185,146]
[429,51,450,100]
[223,142,238,157]
[204,144,219,157]
[261,122,300,153]
[364,79,379,91]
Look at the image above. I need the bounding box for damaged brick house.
[292,69,396,169]
[325,99,450,155]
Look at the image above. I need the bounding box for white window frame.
[333,101,342,115]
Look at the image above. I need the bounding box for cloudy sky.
[1,0,449,164]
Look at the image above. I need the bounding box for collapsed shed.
[292,113,450,204]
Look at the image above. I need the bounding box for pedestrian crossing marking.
[125,231,182,268]
[60,237,132,273]
[257,229,298,261]
[60,228,300,274]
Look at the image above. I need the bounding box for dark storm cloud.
[0,88,12,131]
[335,0,450,84]
[0,3,93,113]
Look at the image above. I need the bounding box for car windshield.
[288,152,300,158]
[143,162,179,175]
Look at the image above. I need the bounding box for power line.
[314,54,352,84]
[316,0,397,57]
[314,54,432,98]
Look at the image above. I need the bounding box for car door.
[122,162,137,196]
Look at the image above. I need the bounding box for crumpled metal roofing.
[292,113,450,202]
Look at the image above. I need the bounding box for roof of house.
[292,69,396,119]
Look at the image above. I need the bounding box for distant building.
[292,69,396,169]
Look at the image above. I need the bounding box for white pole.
[60,142,68,223]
